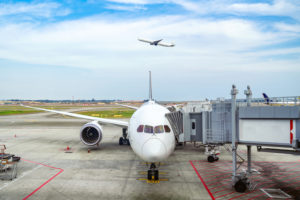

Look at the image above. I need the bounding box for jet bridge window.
[154,125,164,133]
[144,125,153,133]
[137,125,144,132]
[164,125,171,133]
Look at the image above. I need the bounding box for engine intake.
[80,121,102,146]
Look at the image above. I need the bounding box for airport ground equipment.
[166,86,300,192]
[0,145,19,180]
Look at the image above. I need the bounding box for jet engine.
[80,121,103,146]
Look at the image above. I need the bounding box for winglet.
[149,71,152,101]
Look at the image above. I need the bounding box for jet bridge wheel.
[234,180,247,193]
[207,155,219,163]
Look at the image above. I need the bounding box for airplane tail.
[262,93,270,104]
[149,71,153,101]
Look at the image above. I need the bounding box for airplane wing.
[22,105,128,127]
[157,42,175,47]
[138,38,153,44]
[115,103,139,110]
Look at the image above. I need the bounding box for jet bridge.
[166,86,300,192]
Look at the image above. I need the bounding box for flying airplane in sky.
[138,38,175,47]
[22,71,175,181]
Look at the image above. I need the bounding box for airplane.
[262,93,271,104]
[138,38,175,47]
[262,93,299,105]
[22,71,175,181]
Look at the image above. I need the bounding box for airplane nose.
[142,138,167,162]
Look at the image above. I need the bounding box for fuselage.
[128,100,175,162]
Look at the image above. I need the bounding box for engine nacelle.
[80,121,103,146]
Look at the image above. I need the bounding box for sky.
[0,0,299,101]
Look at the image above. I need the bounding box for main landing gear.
[119,128,130,146]
[147,163,159,182]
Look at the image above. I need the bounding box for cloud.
[0,14,299,74]
[106,0,300,21]
[105,4,147,11]
[0,2,71,18]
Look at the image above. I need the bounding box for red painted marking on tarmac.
[191,160,300,200]
[215,191,235,199]
[21,158,64,200]
[212,188,228,194]
[190,161,215,200]
[210,184,226,190]
[247,193,265,200]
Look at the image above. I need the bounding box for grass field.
[0,105,42,115]
[76,109,135,118]
[0,104,135,118]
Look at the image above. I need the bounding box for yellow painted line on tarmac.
[137,178,169,183]
[139,171,167,175]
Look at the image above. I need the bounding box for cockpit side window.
[164,125,171,133]
[144,125,153,133]
[154,125,164,133]
[137,125,144,132]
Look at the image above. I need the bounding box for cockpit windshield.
[137,125,144,132]
[137,124,171,134]
[144,125,153,133]
[154,125,164,133]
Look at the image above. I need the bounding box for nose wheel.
[147,163,159,182]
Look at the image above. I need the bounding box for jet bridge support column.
[231,85,238,183]
[244,86,252,175]
[247,145,251,174]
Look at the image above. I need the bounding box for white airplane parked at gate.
[22,71,175,181]
[138,38,175,47]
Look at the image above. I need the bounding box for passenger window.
[137,125,144,132]
[154,125,164,133]
[164,125,171,133]
[144,125,153,133]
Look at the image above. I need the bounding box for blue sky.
[0,0,299,100]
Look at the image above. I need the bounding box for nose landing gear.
[147,163,159,183]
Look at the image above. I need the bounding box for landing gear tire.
[147,163,159,181]
[147,169,159,181]
[119,137,130,146]
[234,180,247,193]
[208,155,215,163]
[119,137,123,145]
[119,128,130,146]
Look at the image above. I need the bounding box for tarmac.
[0,107,300,200]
